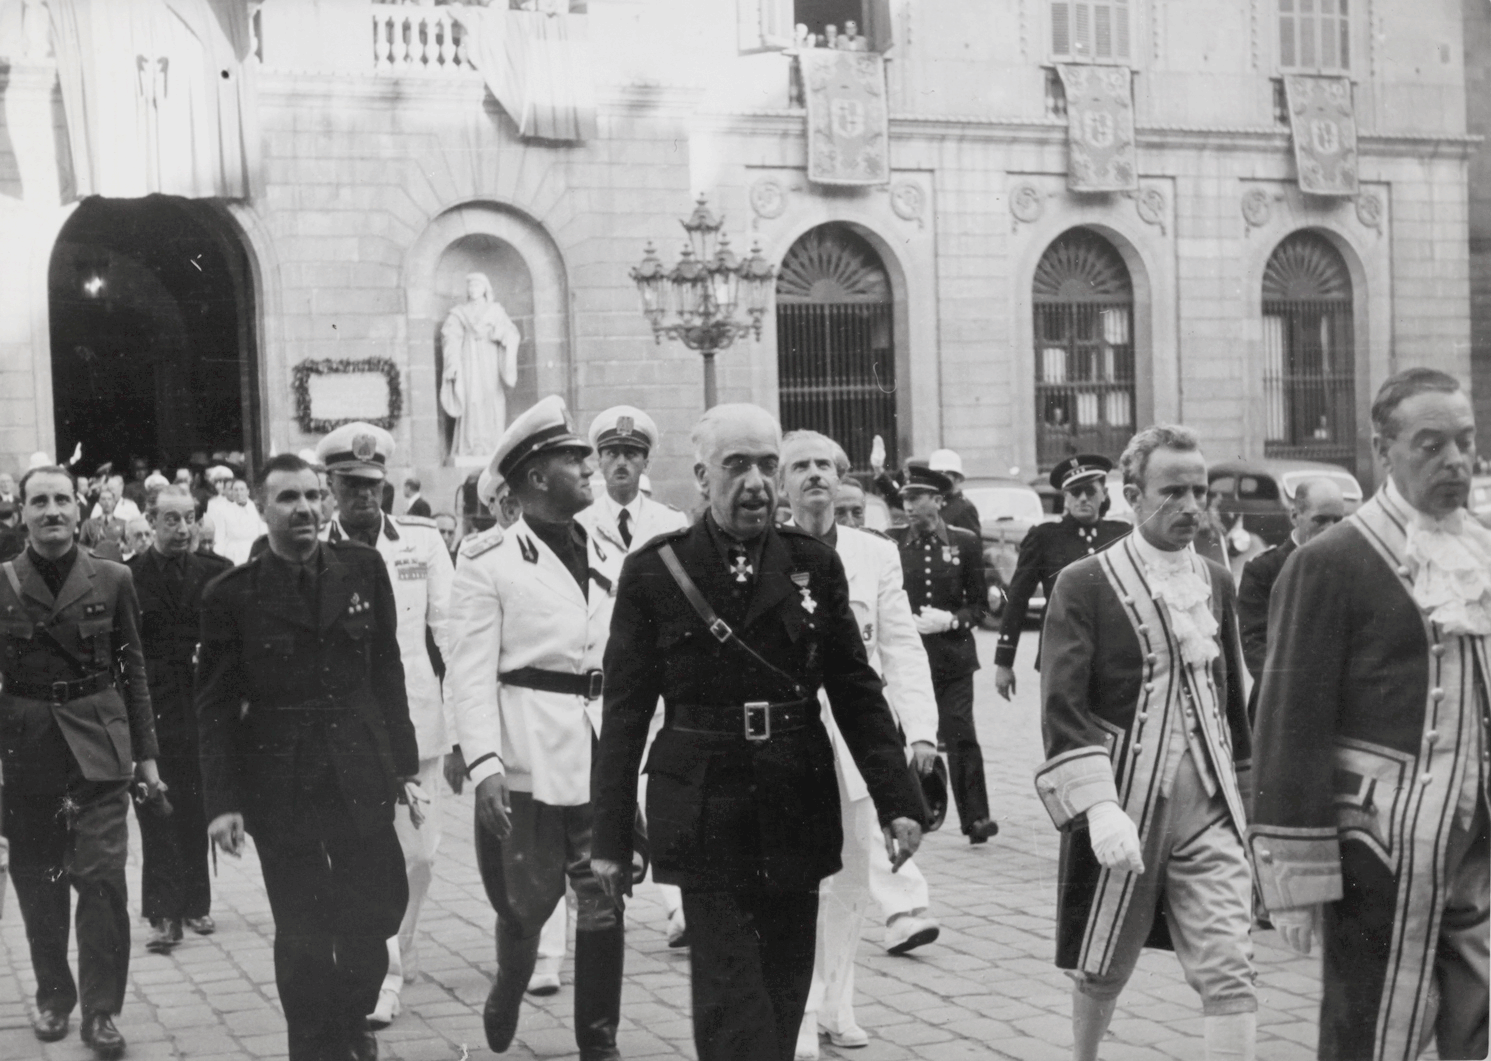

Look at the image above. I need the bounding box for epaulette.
[632,526,689,552]
[947,524,980,541]
[393,515,437,528]
[459,525,506,559]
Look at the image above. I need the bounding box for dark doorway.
[776,223,896,471]
[49,196,258,477]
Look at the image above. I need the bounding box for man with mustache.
[1251,368,1490,1061]
[127,487,231,955]
[778,429,942,1059]
[0,464,162,1059]
[447,396,626,1060]
[1036,425,1255,1061]
[590,403,924,1061]
[196,453,417,1061]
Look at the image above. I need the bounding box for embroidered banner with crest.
[1056,64,1138,193]
[801,50,890,187]
[1284,74,1359,196]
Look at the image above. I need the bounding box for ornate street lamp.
[630,195,775,409]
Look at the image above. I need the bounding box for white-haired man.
[1036,424,1256,1061]
[779,429,942,1059]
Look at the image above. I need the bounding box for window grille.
[1051,0,1130,61]
[776,226,897,471]
[1261,232,1356,470]
[1279,0,1350,70]
[1032,229,1136,469]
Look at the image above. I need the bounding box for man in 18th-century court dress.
[441,272,522,459]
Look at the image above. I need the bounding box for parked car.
[1206,458,1364,549]
[960,476,1051,627]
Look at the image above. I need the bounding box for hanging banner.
[452,6,597,143]
[802,50,890,187]
[1284,74,1359,196]
[1057,64,1138,192]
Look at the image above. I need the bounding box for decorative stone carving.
[1241,188,1273,229]
[440,273,521,460]
[1010,183,1045,225]
[749,178,788,220]
[890,181,924,226]
[1133,187,1167,235]
[1355,191,1384,231]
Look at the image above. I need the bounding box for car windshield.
[964,486,1044,525]
[1279,470,1363,502]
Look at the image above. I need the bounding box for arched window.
[1033,228,1135,468]
[1262,232,1355,469]
[776,224,896,469]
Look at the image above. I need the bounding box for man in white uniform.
[315,423,456,1029]
[778,431,942,1059]
[576,405,692,947]
[449,396,625,1060]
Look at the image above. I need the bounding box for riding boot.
[484,928,541,1053]
[573,924,625,1061]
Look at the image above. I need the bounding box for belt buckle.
[585,669,604,701]
[708,618,732,643]
[50,680,70,702]
[744,701,770,742]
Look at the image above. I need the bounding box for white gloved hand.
[1271,905,1321,956]
[870,435,886,473]
[913,607,956,635]
[1086,801,1145,875]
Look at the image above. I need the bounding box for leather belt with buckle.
[500,666,605,701]
[2,672,114,704]
[671,698,816,742]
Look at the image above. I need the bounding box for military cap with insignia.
[1049,453,1114,492]
[488,394,591,487]
[900,464,953,496]
[589,405,658,455]
[317,421,396,481]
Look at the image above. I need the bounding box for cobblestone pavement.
[1,630,1325,1061]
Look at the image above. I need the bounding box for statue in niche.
[440,272,521,460]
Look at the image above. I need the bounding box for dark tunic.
[888,519,987,682]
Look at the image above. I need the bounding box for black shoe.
[966,818,1000,844]
[347,1024,379,1061]
[184,915,216,936]
[32,1007,69,1042]
[81,1012,126,1060]
[146,918,184,953]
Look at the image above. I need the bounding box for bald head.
[1291,477,1347,543]
[692,404,782,539]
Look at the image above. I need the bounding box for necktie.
[165,556,185,593]
[618,508,633,548]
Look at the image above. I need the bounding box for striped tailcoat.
[1249,487,1490,1061]
[1035,536,1251,975]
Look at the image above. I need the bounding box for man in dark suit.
[889,466,998,843]
[994,455,1130,702]
[127,486,231,953]
[1234,475,1347,717]
[78,487,126,562]
[0,465,162,1059]
[401,477,431,519]
[590,403,924,1061]
[196,453,419,1061]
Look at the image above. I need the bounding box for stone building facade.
[0,0,1475,509]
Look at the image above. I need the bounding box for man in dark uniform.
[1234,475,1346,717]
[928,449,981,536]
[128,486,231,953]
[590,403,925,1061]
[889,466,998,843]
[993,455,1129,701]
[1,465,162,1059]
[196,453,418,1061]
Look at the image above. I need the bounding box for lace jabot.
[1389,479,1491,636]
[1131,535,1220,667]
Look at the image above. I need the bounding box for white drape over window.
[49,0,259,200]
[452,6,596,143]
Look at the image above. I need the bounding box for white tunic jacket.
[825,525,940,802]
[325,514,455,759]
[448,517,620,806]
[578,491,690,558]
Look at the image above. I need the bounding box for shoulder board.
[860,527,893,541]
[393,515,437,528]
[631,526,689,552]
[459,525,506,559]
[947,525,980,541]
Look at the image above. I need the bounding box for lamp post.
[630,195,775,409]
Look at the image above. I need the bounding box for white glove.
[870,435,886,473]
[1086,801,1144,875]
[1271,905,1321,956]
[913,607,956,636]
[402,780,431,829]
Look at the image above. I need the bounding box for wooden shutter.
[864,0,895,53]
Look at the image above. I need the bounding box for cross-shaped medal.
[730,553,754,583]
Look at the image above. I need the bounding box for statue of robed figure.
[440,272,522,459]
